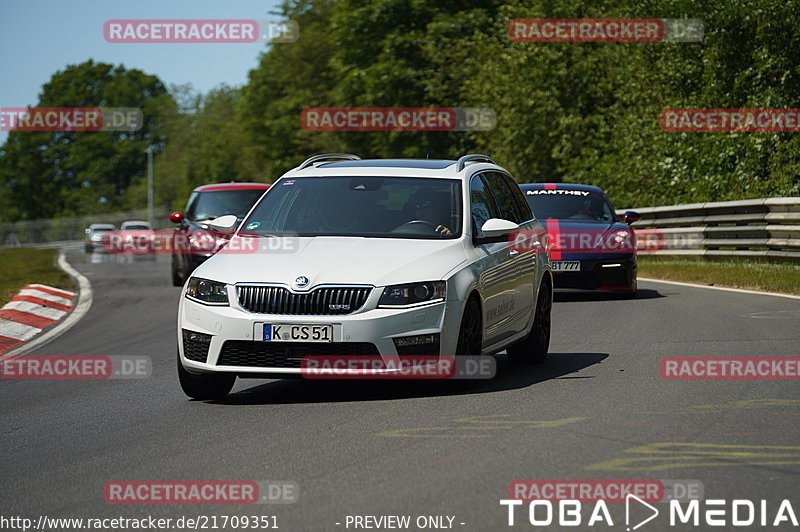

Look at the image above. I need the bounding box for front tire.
[455,297,482,357]
[449,297,483,388]
[507,279,551,365]
[178,353,235,400]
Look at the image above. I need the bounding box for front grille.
[237,285,372,315]
[217,340,379,368]
[182,329,212,363]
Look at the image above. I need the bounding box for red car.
[170,183,270,286]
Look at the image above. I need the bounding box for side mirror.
[169,212,185,223]
[207,214,238,231]
[622,210,641,224]
[480,218,519,238]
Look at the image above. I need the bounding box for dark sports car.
[519,183,640,295]
[170,182,270,286]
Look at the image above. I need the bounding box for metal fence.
[1,207,171,247]
[619,197,800,261]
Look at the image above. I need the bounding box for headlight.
[609,230,633,250]
[378,281,446,308]
[185,277,229,305]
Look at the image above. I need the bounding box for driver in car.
[407,188,453,236]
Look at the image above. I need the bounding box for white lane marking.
[2,301,67,320]
[15,289,73,307]
[0,319,40,340]
[639,277,800,300]
[4,252,93,357]
[25,283,76,297]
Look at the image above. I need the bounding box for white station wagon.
[177,154,552,399]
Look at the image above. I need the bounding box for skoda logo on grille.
[294,276,310,288]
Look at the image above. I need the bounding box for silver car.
[84,223,116,253]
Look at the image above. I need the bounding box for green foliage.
[0,60,170,220]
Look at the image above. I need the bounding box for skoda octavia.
[178,154,553,399]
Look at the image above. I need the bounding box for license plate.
[264,324,333,342]
[551,261,580,272]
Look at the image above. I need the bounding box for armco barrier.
[618,198,800,261]
[1,207,170,247]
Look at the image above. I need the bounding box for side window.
[485,172,527,224]
[506,175,534,222]
[470,174,500,238]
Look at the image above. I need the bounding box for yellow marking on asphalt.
[376,427,507,439]
[377,417,587,439]
[587,442,800,471]
[453,415,588,427]
[640,399,800,415]
[626,442,800,456]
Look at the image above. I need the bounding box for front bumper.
[178,290,460,376]
[552,255,636,291]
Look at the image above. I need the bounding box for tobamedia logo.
[500,479,798,529]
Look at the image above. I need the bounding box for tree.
[0,60,171,220]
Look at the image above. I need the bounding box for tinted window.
[502,174,533,223]
[484,172,529,224]
[469,175,500,238]
[185,189,266,221]
[242,177,462,239]
[523,189,616,222]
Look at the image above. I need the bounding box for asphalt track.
[2,248,799,531]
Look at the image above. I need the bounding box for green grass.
[638,256,800,295]
[0,248,74,307]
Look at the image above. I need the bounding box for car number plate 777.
[550,261,581,272]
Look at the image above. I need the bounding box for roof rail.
[297,153,361,170]
[456,154,495,172]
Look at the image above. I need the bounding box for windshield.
[524,189,616,222]
[185,189,266,221]
[242,176,462,239]
[122,224,150,230]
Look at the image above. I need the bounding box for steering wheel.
[392,220,438,234]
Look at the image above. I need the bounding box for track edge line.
[3,251,93,357]
[639,277,800,300]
